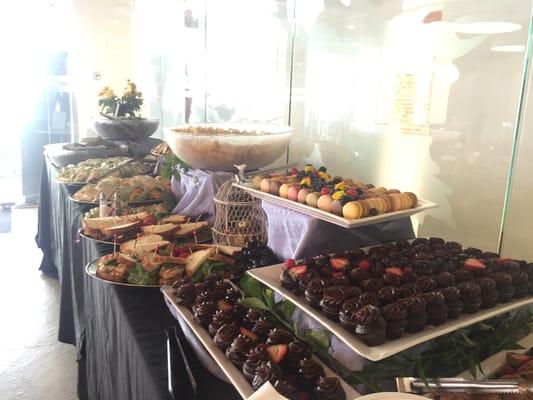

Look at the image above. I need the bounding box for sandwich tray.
[69,196,163,207]
[161,287,361,399]
[79,230,212,246]
[233,183,438,229]
[85,259,161,288]
[248,264,533,362]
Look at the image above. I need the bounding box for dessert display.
[171,275,347,400]
[90,242,244,286]
[164,123,292,171]
[252,164,419,220]
[278,238,533,347]
[151,142,171,157]
[57,157,151,183]
[72,175,170,203]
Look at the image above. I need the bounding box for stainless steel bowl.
[165,123,293,172]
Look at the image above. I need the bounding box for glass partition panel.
[289,0,531,251]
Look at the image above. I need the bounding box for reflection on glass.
[289,0,531,251]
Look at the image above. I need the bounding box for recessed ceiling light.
[491,45,525,52]
[453,21,521,34]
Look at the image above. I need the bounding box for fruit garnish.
[385,267,403,277]
[331,258,349,271]
[217,300,234,312]
[464,258,486,272]
[240,327,259,342]
[304,164,313,173]
[499,364,516,377]
[507,353,531,368]
[266,344,288,363]
[284,259,296,269]
[358,260,370,270]
[320,187,331,195]
[318,166,327,173]
[332,191,345,201]
[334,182,346,191]
[289,265,308,279]
[290,167,299,176]
[300,177,312,187]
[346,189,357,197]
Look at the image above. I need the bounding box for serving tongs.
[396,377,533,394]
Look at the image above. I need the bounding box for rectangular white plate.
[162,287,361,399]
[249,263,533,362]
[233,183,438,229]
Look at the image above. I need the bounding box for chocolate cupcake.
[349,268,369,286]
[226,334,254,368]
[401,269,418,284]
[241,309,261,330]
[454,270,473,284]
[232,302,248,320]
[381,302,407,339]
[491,272,515,303]
[305,278,327,308]
[330,274,350,287]
[423,291,448,326]
[314,376,346,400]
[441,286,464,319]
[214,323,239,351]
[297,357,325,390]
[383,273,402,288]
[208,310,235,337]
[354,305,387,346]
[273,379,298,400]
[285,341,311,372]
[429,237,445,247]
[378,286,398,306]
[475,277,498,308]
[298,270,318,294]
[252,317,277,341]
[174,281,195,307]
[435,272,455,288]
[368,263,385,279]
[344,286,363,300]
[224,287,242,303]
[266,328,293,345]
[510,270,530,298]
[338,298,361,331]
[416,276,437,292]
[281,268,298,292]
[458,281,482,313]
[213,280,232,299]
[362,278,384,293]
[195,290,214,305]
[242,344,267,382]
[252,361,282,390]
[359,291,380,307]
[320,286,346,321]
[397,283,421,299]
[399,295,427,333]
[192,301,216,328]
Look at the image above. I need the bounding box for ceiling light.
[490,45,525,53]
[453,21,521,34]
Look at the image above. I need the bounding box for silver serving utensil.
[396,377,533,394]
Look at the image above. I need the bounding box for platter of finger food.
[70,175,171,206]
[86,241,246,287]
[248,237,533,361]
[234,164,437,229]
[151,142,171,157]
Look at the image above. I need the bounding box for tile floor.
[0,207,78,400]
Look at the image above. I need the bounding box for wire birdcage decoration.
[212,180,267,246]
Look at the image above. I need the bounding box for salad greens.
[127,262,159,285]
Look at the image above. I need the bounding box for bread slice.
[83,212,150,230]
[173,221,209,238]
[117,253,137,268]
[141,223,181,236]
[161,215,189,224]
[210,252,236,266]
[215,245,241,257]
[185,248,214,277]
[120,234,167,255]
[102,220,142,237]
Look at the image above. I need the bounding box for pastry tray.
[161,287,361,399]
[248,264,533,362]
[233,183,438,229]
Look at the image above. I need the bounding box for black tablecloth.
[37,155,239,400]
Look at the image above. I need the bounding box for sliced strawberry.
[464,258,486,272]
[289,265,308,279]
[358,260,370,270]
[284,259,296,269]
[217,300,234,312]
[266,344,288,364]
[240,327,259,342]
[290,167,299,176]
[499,364,516,377]
[320,187,331,195]
[385,267,403,277]
[507,353,531,368]
[331,257,349,271]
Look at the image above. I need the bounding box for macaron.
[404,192,418,208]
[260,178,271,193]
[342,201,363,219]
[287,185,300,202]
[269,181,281,195]
[317,195,333,212]
[306,192,321,208]
[251,175,263,190]
[297,188,312,204]
[279,183,291,198]
[331,200,343,216]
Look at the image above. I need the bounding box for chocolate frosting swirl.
[298,357,325,384]
[475,277,496,293]
[344,286,362,300]
[354,305,381,325]
[383,273,401,288]
[242,309,261,329]
[208,310,235,337]
[195,290,214,304]
[416,276,437,292]
[491,272,513,286]
[441,286,461,302]
[213,322,238,350]
[225,334,253,367]
[397,283,421,299]
[454,270,473,284]
[273,379,298,400]
[175,282,195,303]
[359,292,380,307]
[192,301,216,327]
[399,294,426,313]
[252,361,282,390]
[458,281,481,300]
[252,317,276,340]
[401,270,418,284]
[224,287,242,303]
[286,341,311,371]
[242,344,267,380]
[422,290,446,305]
[435,272,455,288]
[329,274,350,287]
[381,302,407,321]
[362,278,384,293]
[349,268,369,286]
[266,328,293,345]
[378,286,397,305]
[314,376,346,400]
[320,286,346,309]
